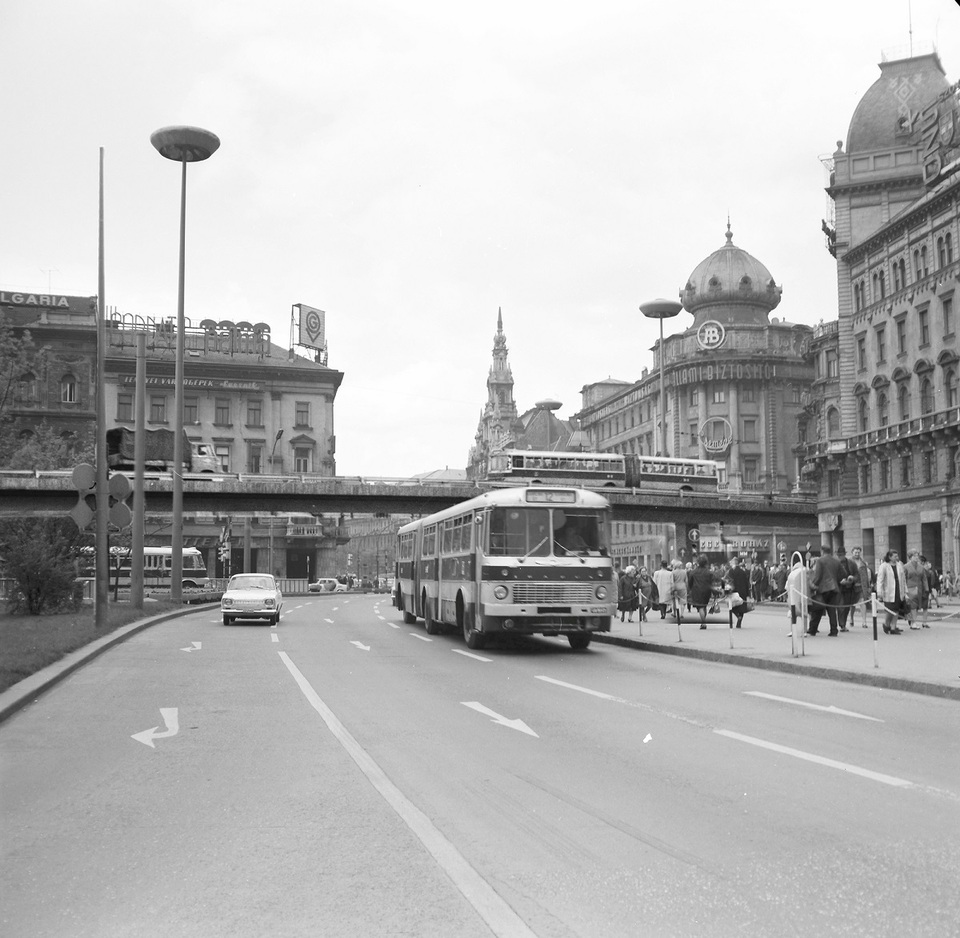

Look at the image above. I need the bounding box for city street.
[2,594,958,937]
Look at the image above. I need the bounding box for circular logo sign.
[697,320,726,350]
[698,416,733,455]
[688,528,700,543]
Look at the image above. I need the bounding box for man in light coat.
[652,560,673,620]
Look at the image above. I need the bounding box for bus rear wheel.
[568,632,591,650]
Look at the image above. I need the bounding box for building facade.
[577,226,819,569]
[1,291,348,579]
[802,48,960,574]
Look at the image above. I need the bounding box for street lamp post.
[150,126,220,604]
[639,299,682,456]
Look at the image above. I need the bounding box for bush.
[0,518,85,614]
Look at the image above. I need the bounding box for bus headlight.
[494,585,509,600]
[595,585,608,600]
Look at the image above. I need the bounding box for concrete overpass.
[3,471,817,529]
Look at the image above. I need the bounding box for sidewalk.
[594,597,960,700]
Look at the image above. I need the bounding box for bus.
[395,486,616,650]
[486,450,721,493]
[78,546,210,590]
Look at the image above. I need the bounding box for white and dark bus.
[79,546,209,590]
[395,486,616,650]
[486,449,720,492]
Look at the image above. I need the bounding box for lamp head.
[150,126,220,162]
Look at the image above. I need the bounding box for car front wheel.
[222,614,230,626]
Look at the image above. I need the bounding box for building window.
[901,454,912,487]
[922,450,935,484]
[295,401,310,427]
[896,318,907,355]
[184,396,199,424]
[944,296,955,336]
[247,398,263,427]
[689,423,698,445]
[826,350,839,377]
[689,388,698,406]
[826,408,840,438]
[920,377,933,414]
[60,374,77,404]
[214,445,230,471]
[18,372,38,403]
[294,447,311,472]
[149,395,166,423]
[938,236,948,269]
[215,398,231,425]
[919,307,930,346]
[742,386,756,403]
[880,458,891,490]
[827,469,840,497]
[857,336,866,370]
[792,387,802,404]
[247,443,263,474]
[853,281,862,311]
[879,269,886,298]
[117,393,133,422]
[920,245,929,276]
[858,397,869,433]
[898,384,910,422]
[948,445,959,481]
[742,458,758,484]
[712,389,726,404]
[876,325,886,362]
[947,369,959,408]
[914,249,922,280]
[878,391,889,426]
[741,418,757,443]
[859,463,872,494]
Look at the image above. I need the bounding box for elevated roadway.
[2,471,817,528]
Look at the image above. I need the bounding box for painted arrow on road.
[132,708,180,748]
[461,702,539,737]
[350,641,371,651]
[180,642,202,652]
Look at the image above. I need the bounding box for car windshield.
[229,576,275,590]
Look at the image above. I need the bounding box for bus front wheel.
[424,599,440,635]
[568,632,591,650]
[463,611,486,650]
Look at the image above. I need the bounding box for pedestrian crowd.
[614,548,954,638]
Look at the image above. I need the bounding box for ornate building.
[801,47,960,573]
[467,310,581,478]
[2,290,347,578]
[577,225,818,568]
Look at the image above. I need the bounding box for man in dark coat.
[724,555,751,629]
[807,544,843,636]
[835,546,859,632]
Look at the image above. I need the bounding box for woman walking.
[636,566,656,622]
[688,554,715,629]
[876,550,906,634]
[618,565,639,623]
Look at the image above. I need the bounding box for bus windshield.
[486,507,606,557]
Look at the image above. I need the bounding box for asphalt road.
[2,594,958,937]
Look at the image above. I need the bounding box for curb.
[0,604,216,725]
[593,633,960,701]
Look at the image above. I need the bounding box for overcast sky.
[3,0,959,477]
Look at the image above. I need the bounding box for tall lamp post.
[150,126,220,603]
[639,298,682,456]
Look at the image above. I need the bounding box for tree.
[0,517,86,614]
[0,314,48,463]
[3,422,94,471]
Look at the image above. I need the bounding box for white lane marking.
[744,691,883,722]
[715,730,914,788]
[180,641,202,652]
[271,633,279,643]
[324,618,335,624]
[453,649,492,662]
[461,702,539,737]
[278,653,536,938]
[131,708,179,748]
[350,641,371,651]
[535,675,623,701]
[410,633,432,642]
[387,622,400,629]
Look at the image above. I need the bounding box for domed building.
[577,224,817,568]
[801,46,960,573]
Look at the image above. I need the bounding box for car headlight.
[493,585,509,600]
[222,598,233,607]
[595,585,608,600]
[265,599,276,608]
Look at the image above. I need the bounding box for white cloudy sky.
[3,0,959,477]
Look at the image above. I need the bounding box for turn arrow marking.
[351,641,371,651]
[461,702,539,737]
[131,708,179,748]
[180,642,202,652]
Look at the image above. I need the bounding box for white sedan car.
[221,573,283,625]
